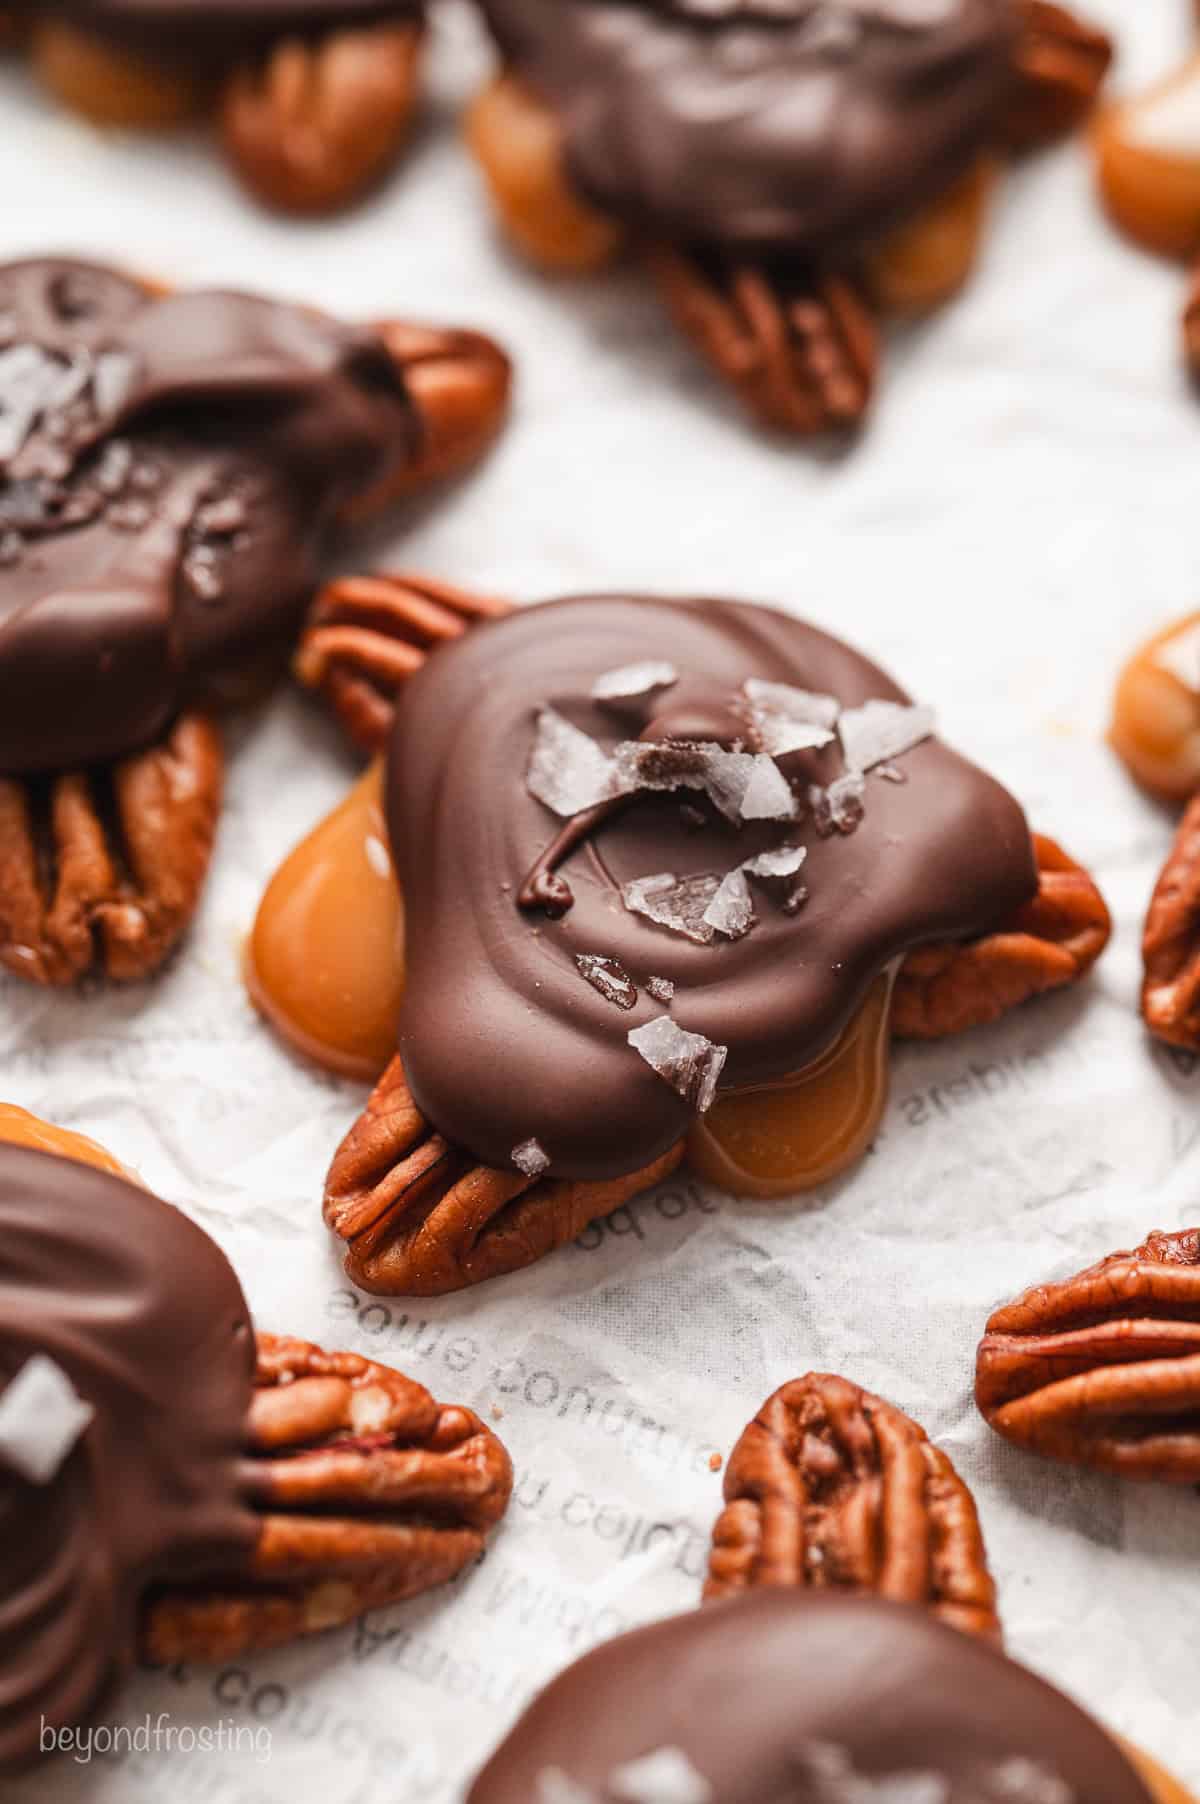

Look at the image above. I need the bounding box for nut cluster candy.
[253,587,1113,1294]
[6,2,428,214]
[0,257,509,987]
[0,1132,512,1772]
[464,0,1111,432]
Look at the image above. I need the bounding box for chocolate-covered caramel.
[467,1592,1155,1803]
[386,596,1036,1182]
[474,0,1018,257]
[11,1,421,64]
[0,257,418,774]
[0,1144,256,1771]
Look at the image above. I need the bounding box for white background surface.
[2,2,1199,1797]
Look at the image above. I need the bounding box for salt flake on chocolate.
[739,755,798,822]
[647,975,676,1002]
[613,740,755,824]
[742,844,808,881]
[809,772,866,837]
[536,1772,596,1804]
[838,699,934,773]
[743,678,839,756]
[609,1747,714,1804]
[701,867,756,941]
[628,1016,727,1114]
[591,661,679,704]
[512,1138,551,1179]
[0,1354,93,1484]
[623,872,721,944]
[527,707,617,817]
[576,953,638,1010]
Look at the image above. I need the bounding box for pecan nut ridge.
[976,1229,1200,1483]
[141,1331,513,1662]
[295,573,513,756]
[0,713,223,987]
[646,249,878,437]
[704,1374,1001,1642]
[324,1055,685,1296]
[892,833,1111,1039]
[1143,795,1200,1051]
[1002,1,1114,150]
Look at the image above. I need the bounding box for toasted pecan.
[142,1332,512,1661]
[295,574,513,756]
[0,714,223,987]
[325,1056,684,1296]
[1143,794,1200,1050]
[647,250,878,437]
[892,834,1111,1039]
[220,21,424,215]
[705,1374,1000,1641]
[1001,1,1113,149]
[976,1230,1200,1483]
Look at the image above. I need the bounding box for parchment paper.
[2,2,1198,1795]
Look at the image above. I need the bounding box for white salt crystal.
[838,699,934,773]
[527,707,617,817]
[609,1747,714,1804]
[0,1354,93,1484]
[612,741,756,825]
[741,844,808,880]
[743,678,838,755]
[646,976,675,1002]
[591,661,678,704]
[628,1017,727,1113]
[809,772,866,837]
[623,872,721,944]
[511,1138,551,1179]
[701,867,756,941]
[575,953,638,1010]
[537,1772,595,1804]
[739,755,798,821]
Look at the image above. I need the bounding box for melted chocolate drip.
[386,596,1037,1182]
[467,1593,1156,1803]
[475,0,1017,257]
[11,1,421,64]
[0,259,417,775]
[0,1145,257,1773]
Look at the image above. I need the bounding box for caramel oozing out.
[246,761,405,1082]
[1110,611,1200,803]
[0,1103,130,1178]
[1094,58,1200,259]
[1119,1740,1196,1804]
[250,773,898,1199]
[686,971,894,1199]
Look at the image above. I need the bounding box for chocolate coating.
[475,0,1018,257]
[0,258,418,774]
[386,595,1036,1181]
[468,1593,1155,1802]
[0,1145,257,1772]
[14,1,420,64]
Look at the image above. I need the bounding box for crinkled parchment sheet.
[2,2,1198,1797]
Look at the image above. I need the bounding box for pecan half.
[143,1332,512,1661]
[704,1375,1000,1640]
[220,21,424,215]
[1143,795,1200,1050]
[892,834,1111,1039]
[325,1055,685,1296]
[976,1230,1200,1483]
[1001,1,1113,150]
[0,714,223,987]
[294,573,513,756]
[646,250,878,437]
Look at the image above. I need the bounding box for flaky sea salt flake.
[701,867,756,940]
[809,772,866,837]
[739,755,798,821]
[743,678,839,755]
[628,1016,727,1113]
[613,740,757,824]
[742,844,808,881]
[576,953,638,1010]
[527,707,617,817]
[646,975,675,1002]
[838,699,934,773]
[609,1747,714,1804]
[0,1354,93,1483]
[512,1138,551,1178]
[623,872,720,944]
[591,661,679,704]
[537,1772,596,1804]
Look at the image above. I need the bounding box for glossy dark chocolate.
[13,1,420,63]
[475,0,1018,258]
[0,258,417,774]
[0,1144,257,1772]
[468,1592,1155,1804]
[386,595,1036,1181]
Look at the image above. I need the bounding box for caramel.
[246,761,405,1080]
[32,21,209,127]
[1095,58,1200,258]
[0,1103,130,1178]
[1120,1741,1195,1804]
[686,973,894,1199]
[1110,612,1200,802]
[868,157,998,315]
[250,772,896,1198]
